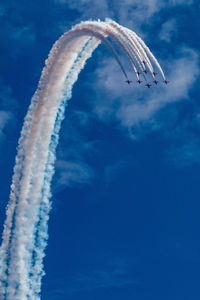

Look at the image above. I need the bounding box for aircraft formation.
[125,60,169,88]
[0,19,168,299]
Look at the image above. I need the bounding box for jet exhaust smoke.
[0,20,165,299]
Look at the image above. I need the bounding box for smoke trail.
[28,37,101,298]
[0,20,165,299]
[109,21,148,75]
[128,28,166,79]
[7,36,100,300]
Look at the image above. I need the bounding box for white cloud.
[55,0,110,18]
[159,19,177,42]
[54,160,94,188]
[50,0,197,169]
[54,0,194,33]
[0,111,12,137]
[0,80,18,141]
[169,0,193,4]
[91,47,199,138]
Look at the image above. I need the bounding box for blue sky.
[0,0,200,299]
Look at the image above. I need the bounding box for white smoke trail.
[6,36,100,300]
[109,21,149,76]
[0,20,165,299]
[28,37,101,299]
[128,28,166,79]
[108,21,165,80]
[105,24,140,78]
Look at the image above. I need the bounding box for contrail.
[109,21,149,77]
[0,20,165,299]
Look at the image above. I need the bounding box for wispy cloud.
[54,160,94,189]
[0,111,12,137]
[86,45,200,165]
[168,138,200,167]
[44,257,139,298]
[10,24,35,44]
[52,110,97,190]
[0,80,18,142]
[0,3,36,59]
[54,0,194,33]
[159,19,177,42]
[92,47,199,133]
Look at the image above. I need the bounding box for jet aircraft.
[163,80,169,84]
[153,80,159,85]
[145,83,151,88]
[125,80,132,84]
[137,80,142,84]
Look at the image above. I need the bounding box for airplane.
[137,80,142,84]
[136,71,141,75]
[143,70,148,74]
[163,80,169,84]
[153,80,159,85]
[152,72,158,76]
[145,83,151,88]
[143,60,146,65]
[125,80,132,84]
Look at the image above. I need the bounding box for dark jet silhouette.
[143,70,148,74]
[143,60,146,65]
[136,71,141,75]
[137,80,142,84]
[163,80,169,84]
[125,80,132,84]
[145,83,151,88]
[153,80,159,85]
[152,72,158,76]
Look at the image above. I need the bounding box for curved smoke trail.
[0,20,165,299]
